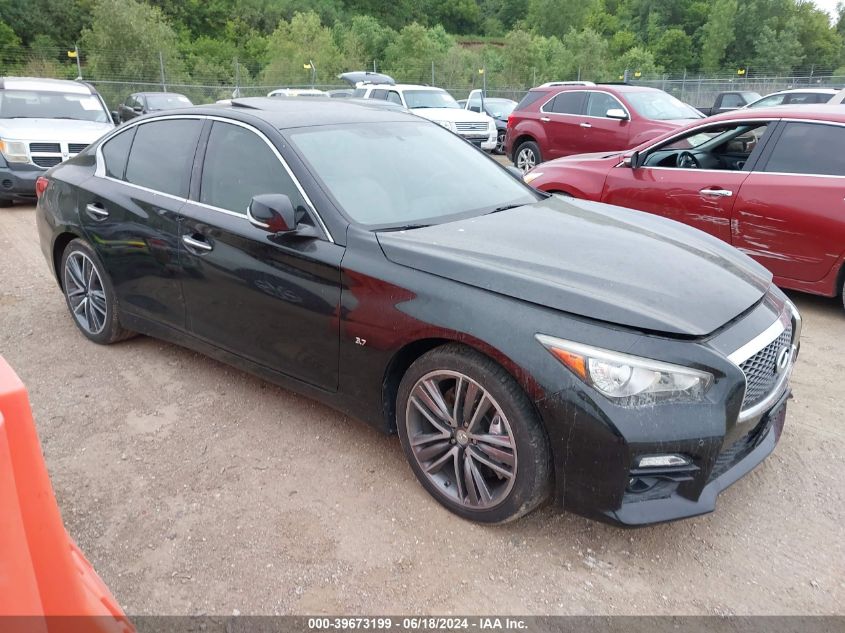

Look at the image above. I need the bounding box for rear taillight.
[35,176,48,199]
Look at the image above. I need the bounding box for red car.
[524,105,845,308]
[505,84,703,171]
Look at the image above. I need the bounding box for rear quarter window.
[764,122,845,176]
[124,119,202,197]
[101,127,136,180]
[515,91,549,111]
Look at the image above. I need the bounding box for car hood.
[377,196,772,336]
[0,118,114,143]
[412,108,493,124]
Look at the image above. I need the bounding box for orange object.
[0,355,133,633]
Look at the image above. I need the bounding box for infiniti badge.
[775,346,791,374]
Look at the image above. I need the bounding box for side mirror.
[248,194,297,233]
[624,151,642,169]
[606,108,629,120]
[470,105,482,113]
[133,105,143,113]
[111,111,120,124]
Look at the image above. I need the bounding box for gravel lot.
[1,203,843,616]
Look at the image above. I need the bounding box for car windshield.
[287,121,539,227]
[626,92,702,120]
[0,89,109,122]
[146,94,193,109]
[485,99,516,118]
[404,90,460,109]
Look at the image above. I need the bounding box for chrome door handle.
[85,203,108,220]
[699,188,733,197]
[580,122,592,128]
[182,234,213,252]
[540,117,550,122]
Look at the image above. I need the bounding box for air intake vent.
[30,142,61,153]
[68,143,88,154]
[33,156,62,168]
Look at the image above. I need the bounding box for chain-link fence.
[3,45,844,110]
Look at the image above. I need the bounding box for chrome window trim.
[93,113,335,243]
[540,89,587,116]
[100,175,188,203]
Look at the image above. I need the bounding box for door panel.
[178,204,343,389]
[579,92,630,153]
[602,166,747,243]
[77,177,186,328]
[542,91,587,159]
[733,173,845,283]
[732,121,845,283]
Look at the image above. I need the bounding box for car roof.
[186,97,417,128]
[766,88,838,95]
[135,91,187,97]
[532,83,665,94]
[706,103,845,123]
[364,84,445,91]
[0,77,94,94]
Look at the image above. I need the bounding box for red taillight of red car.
[35,176,49,199]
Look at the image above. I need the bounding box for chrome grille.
[454,122,488,133]
[739,324,793,409]
[30,142,61,153]
[32,156,62,168]
[68,143,88,153]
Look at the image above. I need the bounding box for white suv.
[357,83,497,151]
[0,77,114,206]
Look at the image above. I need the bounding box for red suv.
[506,84,703,171]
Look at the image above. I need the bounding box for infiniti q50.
[35,98,800,525]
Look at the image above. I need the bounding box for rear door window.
[547,91,586,115]
[125,119,202,197]
[370,89,388,100]
[720,94,746,108]
[763,122,845,176]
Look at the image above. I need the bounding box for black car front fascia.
[533,289,793,527]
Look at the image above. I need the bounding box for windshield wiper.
[377,223,431,232]
[487,203,525,214]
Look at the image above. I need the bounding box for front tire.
[514,140,541,172]
[396,344,551,523]
[0,198,13,208]
[60,239,134,344]
[495,130,506,155]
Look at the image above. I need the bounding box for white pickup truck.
[0,77,114,206]
[357,83,497,151]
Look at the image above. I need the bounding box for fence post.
[431,61,435,86]
[373,59,377,72]
[74,44,82,80]
[159,51,166,91]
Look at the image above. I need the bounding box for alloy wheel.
[516,147,536,171]
[496,131,506,154]
[63,251,107,335]
[405,370,517,509]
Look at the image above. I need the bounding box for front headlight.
[0,139,29,163]
[523,171,543,184]
[536,334,713,405]
[434,120,454,131]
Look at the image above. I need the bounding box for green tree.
[382,22,453,84]
[652,28,694,72]
[752,17,805,74]
[561,28,609,82]
[335,14,395,69]
[82,0,186,87]
[526,0,600,38]
[612,45,661,78]
[700,0,737,72]
[0,19,22,64]
[261,11,342,86]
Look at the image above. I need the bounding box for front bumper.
[461,135,497,151]
[0,160,43,201]
[534,291,799,527]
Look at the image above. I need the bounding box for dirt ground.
[0,203,843,616]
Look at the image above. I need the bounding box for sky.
[813,0,840,19]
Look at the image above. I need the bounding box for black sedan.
[116,92,193,123]
[35,98,800,526]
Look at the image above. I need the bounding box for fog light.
[638,454,690,468]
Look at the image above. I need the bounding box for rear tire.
[514,140,541,172]
[0,199,13,208]
[396,344,551,524]
[60,239,135,344]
